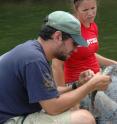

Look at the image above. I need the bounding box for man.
[0,11,111,124]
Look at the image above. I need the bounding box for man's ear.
[52,31,62,42]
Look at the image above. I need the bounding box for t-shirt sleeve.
[24,60,59,103]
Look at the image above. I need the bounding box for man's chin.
[56,56,67,61]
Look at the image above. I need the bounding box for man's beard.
[54,43,70,61]
[55,53,67,61]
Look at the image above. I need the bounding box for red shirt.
[64,23,100,83]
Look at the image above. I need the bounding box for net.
[94,64,117,124]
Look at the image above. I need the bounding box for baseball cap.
[45,11,88,47]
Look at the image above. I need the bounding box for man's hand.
[89,72,112,91]
[79,69,95,85]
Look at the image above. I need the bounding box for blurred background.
[0,0,117,59]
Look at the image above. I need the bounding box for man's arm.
[57,86,72,94]
[40,73,111,115]
[57,69,95,94]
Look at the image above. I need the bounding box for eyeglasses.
[73,41,78,47]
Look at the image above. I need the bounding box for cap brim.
[71,34,88,47]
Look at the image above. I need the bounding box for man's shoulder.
[9,40,46,65]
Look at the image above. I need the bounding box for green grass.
[0,0,70,54]
[0,0,117,60]
[96,0,117,59]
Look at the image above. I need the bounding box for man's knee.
[71,109,96,124]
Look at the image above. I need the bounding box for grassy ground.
[0,0,117,60]
[96,0,117,60]
[0,0,70,54]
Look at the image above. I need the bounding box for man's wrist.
[72,81,81,90]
